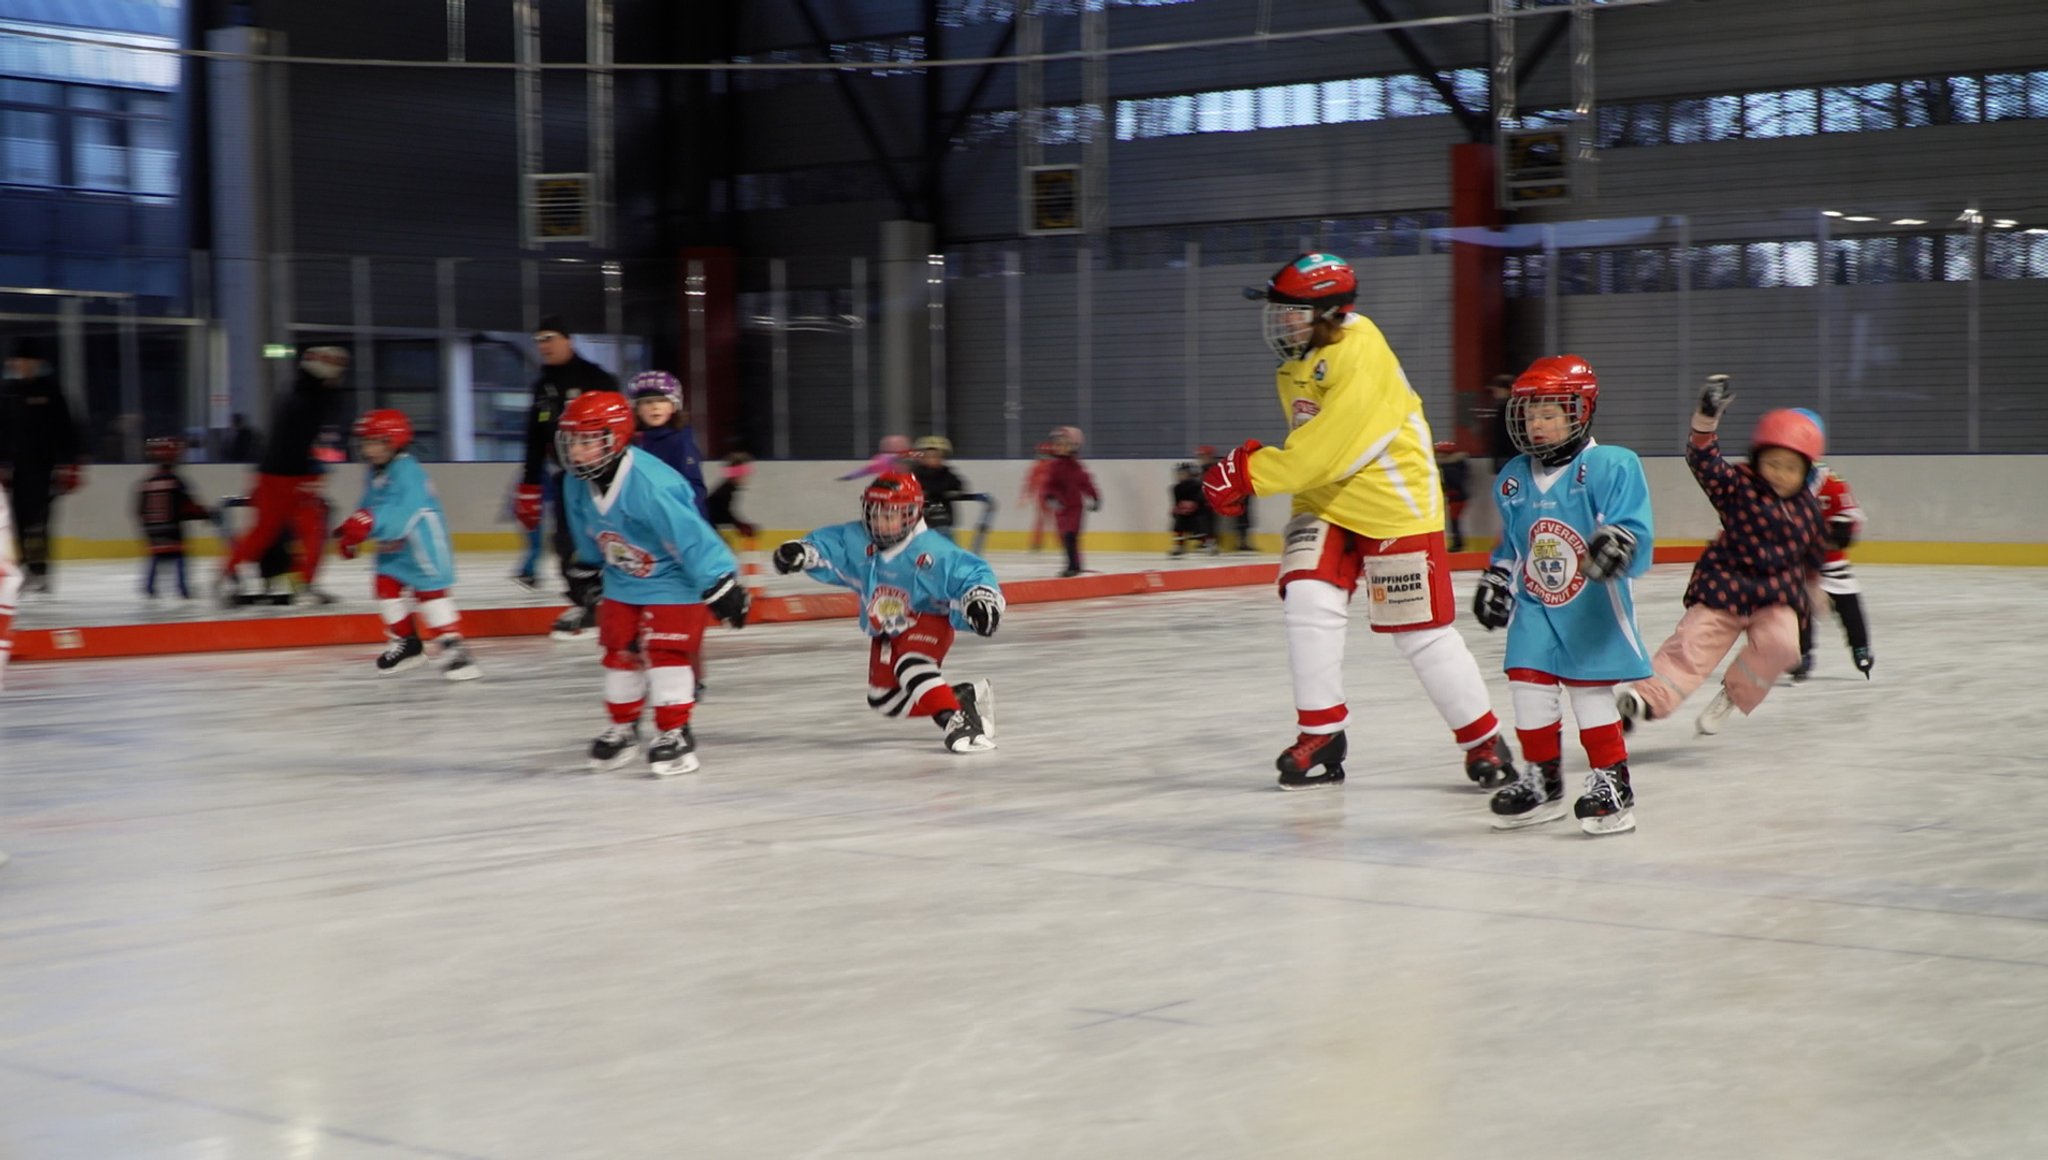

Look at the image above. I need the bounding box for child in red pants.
[1619,376,1828,736]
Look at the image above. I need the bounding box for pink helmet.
[879,434,911,454]
[1052,425,1084,449]
[1751,409,1825,464]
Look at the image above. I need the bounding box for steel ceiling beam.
[790,0,915,215]
[1358,0,1488,141]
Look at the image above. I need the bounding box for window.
[1,108,57,184]
[1742,90,1817,139]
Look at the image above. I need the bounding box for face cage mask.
[557,427,624,480]
[1507,394,1592,468]
[1262,302,1321,361]
[863,498,920,549]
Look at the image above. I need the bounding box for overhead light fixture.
[1993,218,2018,228]
[1843,215,1877,222]
[1821,210,1844,217]
[2026,228,2048,236]
[1892,218,1927,225]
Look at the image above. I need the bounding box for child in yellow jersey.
[1205,253,1514,791]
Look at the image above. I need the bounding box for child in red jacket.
[1041,425,1099,577]
[1619,376,1827,737]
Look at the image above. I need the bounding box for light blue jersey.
[798,521,1003,637]
[562,446,736,604]
[1489,441,1654,682]
[359,452,455,591]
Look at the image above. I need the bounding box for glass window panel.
[1744,89,1817,138]
[1257,83,1319,130]
[2030,71,2048,119]
[1703,94,1742,140]
[0,78,58,105]
[129,114,177,196]
[1666,97,1705,143]
[1,108,58,185]
[74,114,127,189]
[1196,88,1255,133]
[1984,72,2027,120]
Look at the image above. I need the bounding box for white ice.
[3,564,2047,1159]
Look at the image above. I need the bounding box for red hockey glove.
[513,482,544,531]
[1201,441,1261,517]
[334,508,374,560]
[53,463,83,495]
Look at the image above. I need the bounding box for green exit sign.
[263,343,296,359]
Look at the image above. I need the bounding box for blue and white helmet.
[628,370,683,403]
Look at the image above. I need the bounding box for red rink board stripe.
[10,546,1704,663]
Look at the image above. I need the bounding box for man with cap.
[513,316,619,638]
[216,344,350,606]
[0,337,86,594]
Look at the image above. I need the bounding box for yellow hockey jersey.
[1246,314,1444,539]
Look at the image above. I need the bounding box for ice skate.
[375,633,426,675]
[1490,759,1566,830]
[214,573,243,609]
[589,721,641,771]
[438,638,481,682]
[510,571,540,594]
[1575,765,1635,835]
[1276,730,1346,791]
[647,726,699,776]
[1695,687,1736,736]
[1789,653,1815,683]
[1851,646,1874,679]
[551,604,597,641]
[941,682,996,753]
[1463,733,1517,789]
[1615,686,1649,734]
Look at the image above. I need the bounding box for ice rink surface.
[4,563,2047,1159]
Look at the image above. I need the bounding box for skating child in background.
[706,451,758,548]
[1041,426,1099,577]
[1471,356,1654,836]
[628,371,710,518]
[1434,440,1471,553]
[1788,409,1874,681]
[1022,438,1057,553]
[773,471,1002,754]
[334,409,480,681]
[556,391,749,776]
[1618,376,1827,736]
[839,435,914,482]
[1168,462,1216,556]
[136,436,212,599]
[909,436,970,544]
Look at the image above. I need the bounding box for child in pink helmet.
[1618,376,1828,738]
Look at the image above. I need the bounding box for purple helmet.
[628,370,683,402]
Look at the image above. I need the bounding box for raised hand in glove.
[1693,374,1735,432]
[961,585,1002,637]
[513,482,544,531]
[702,573,750,629]
[1201,441,1262,516]
[772,540,817,574]
[1583,525,1638,581]
[1826,516,1857,550]
[1472,566,1514,631]
[334,508,374,559]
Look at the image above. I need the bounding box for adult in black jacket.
[216,346,348,605]
[0,339,85,594]
[512,317,617,636]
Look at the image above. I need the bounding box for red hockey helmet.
[353,408,414,451]
[556,390,636,480]
[1259,252,1358,361]
[1508,354,1600,468]
[144,435,184,464]
[862,470,926,549]
[1433,440,1460,455]
[1750,408,1825,465]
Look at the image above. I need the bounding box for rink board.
[9,547,1705,663]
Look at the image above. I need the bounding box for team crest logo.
[865,585,914,636]
[1576,462,1588,486]
[1500,476,1520,498]
[597,531,656,578]
[1291,398,1321,427]
[915,553,933,569]
[1522,518,1587,607]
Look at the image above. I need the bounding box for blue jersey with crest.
[1489,441,1655,682]
[797,520,1003,638]
[358,452,455,591]
[562,446,736,604]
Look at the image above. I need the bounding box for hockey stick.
[960,493,998,556]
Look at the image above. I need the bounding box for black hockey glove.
[564,561,604,609]
[703,573,750,629]
[772,540,816,574]
[1472,566,1514,631]
[1693,373,1735,430]
[962,586,1002,637]
[1826,516,1857,550]
[1583,525,1638,581]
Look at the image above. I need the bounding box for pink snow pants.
[1638,603,1799,720]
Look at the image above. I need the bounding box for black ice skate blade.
[1276,765,1346,792]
